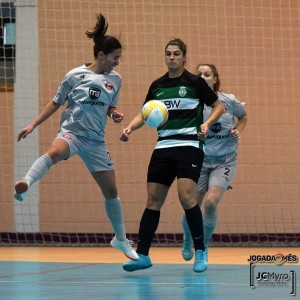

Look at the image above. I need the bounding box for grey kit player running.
[181,64,247,266]
[14,13,138,261]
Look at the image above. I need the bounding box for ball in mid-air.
[141,100,169,128]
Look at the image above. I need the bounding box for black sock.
[184,205,204,251]
[136,208,160,256]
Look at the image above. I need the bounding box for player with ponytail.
[14,14,138,261]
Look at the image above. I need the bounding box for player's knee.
[178,195,197,209]
[102,187,118,199]
[46,149,65,163]
[203,198,218,214]
[146,195,164,210]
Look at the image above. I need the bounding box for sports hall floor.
[0,247,299,300]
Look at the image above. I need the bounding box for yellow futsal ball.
[141,100,169,128]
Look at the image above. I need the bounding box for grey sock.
[24,154,53,186]
[203,217,217,248]
[105,197,126,241]
[181,214,192,239]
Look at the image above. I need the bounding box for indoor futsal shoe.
[193,250,208,273]
[123,254,152,272]
[14,179,29,202]
[182,233,194,261]
[110,236,139,261]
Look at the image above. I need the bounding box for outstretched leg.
[14,138,70,201]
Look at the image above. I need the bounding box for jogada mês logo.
[248,253,298,265]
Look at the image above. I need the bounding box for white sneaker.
[110,236,139,260]
[14,179,29,201]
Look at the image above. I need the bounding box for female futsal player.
[120,39,224,272]
[181,64,247,267]
[14,13,138,261]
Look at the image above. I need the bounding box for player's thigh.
[146,182,169,210]
[79,141,114,173]
[50,132,83,163]
[202,185,226,217]
[209,154,237,190]
[46,135,74,163]
[177,178,198,209]
[79,141,117,198]
[91,170,117,199]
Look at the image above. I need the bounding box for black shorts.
[147,146,204,186]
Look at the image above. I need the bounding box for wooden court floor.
[0,247,299,300]
[1,247,300,264]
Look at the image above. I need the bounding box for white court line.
[0,280,248,286]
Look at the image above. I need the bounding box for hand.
[17,125,34,141]
[120,128,131,142]
[230,128,240,139]
[197,123,208,139]
[111,111,124,123]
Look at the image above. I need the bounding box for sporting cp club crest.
[178,86,187,97]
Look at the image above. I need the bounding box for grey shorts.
[197,152,237,192]
[56,132,114,173]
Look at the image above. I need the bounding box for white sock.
[105,197,126,241]
[203,217,217,248]
[24,154,53,186]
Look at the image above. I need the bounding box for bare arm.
[17,100,61,141]
[120,113,145,142]
[198,99,224,138]
[230,114,247,139]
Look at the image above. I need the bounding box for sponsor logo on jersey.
[179,86,187,97]
[89,87,101,99]
[105,82,113,91]
[210,122,222,133]
[164,99,181,109]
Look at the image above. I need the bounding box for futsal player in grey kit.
[14,13,138,261]
[181,64,247,267]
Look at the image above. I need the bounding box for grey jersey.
[204,92,246,156]
[53,64,121,142]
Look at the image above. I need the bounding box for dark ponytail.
[85,13,121,58]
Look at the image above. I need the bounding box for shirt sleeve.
[231,95,247,118]
[110,86,121,108]
[143,83,155,105]
[52,73,73,106]
[109,75,122,108]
